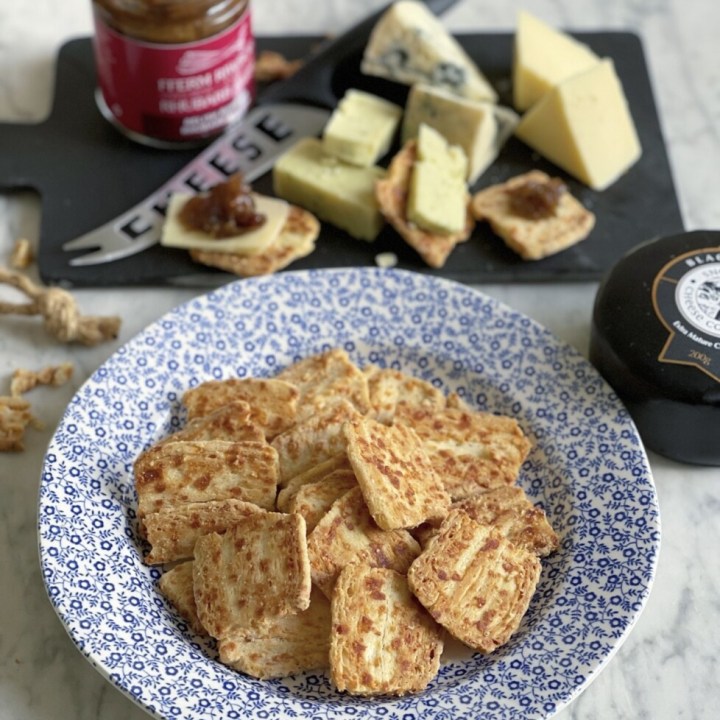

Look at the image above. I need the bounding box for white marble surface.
[0,0,718,718]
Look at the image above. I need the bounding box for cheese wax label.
[653,248,720,383]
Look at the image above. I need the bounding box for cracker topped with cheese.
[376,138,474,269]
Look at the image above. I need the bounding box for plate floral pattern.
[38,268,660,720]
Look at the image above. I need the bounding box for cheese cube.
[403,83,518,184]
[160,193,289,254]
[273,138,385,241]
[322,90,402,167]
[514,59,642,190]
[513,11,600,111]
[361,0,497,102]
[407,124,467,235]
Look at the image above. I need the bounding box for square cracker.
[157,560,206,635]
[134,440,279,518]
[330,564,443,696]
[375,140,474,269]
[276,453,352,511]
[193,512,311,640]
[364,365,446,424]
[271,399,360,485]
[408,509,541,653]
[276,348,370,422]
[143,498,262,565]
[182,378,299,438]
[286,469,358,533]
[219,587,331,679]
[158,401,264,445]
[471,170,596,260]
[190,204,320,277]
[453,486,559,557]
[344,415,450,530]
[394,405,531,501]
[306,486,420,598]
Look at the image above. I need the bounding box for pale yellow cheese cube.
[160,193,289,254]
[273,138,385,242]
[513,11,600,112]
[403,83,517,184]
[514,59,642,190]
[322,89,402,167]
[407,124,467,235]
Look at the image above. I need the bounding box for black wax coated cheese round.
[589,230,720,465]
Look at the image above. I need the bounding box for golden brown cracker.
[143,498,263,565]
[286,469,358,533]
[276,453,352,511]
[454,485,559,557]
[330,564,443,695]
[471,170,595,260]
[182,378,299,438]
[344,415,450,530]
[271,400,359,485]
[159,401,264,445]
[157,561,206,635]
[134,440,279,517]
[394,405,531,500]
[276,348,370,422]
[375,140,474,268]
[219,587,331,679]
[364,365,446,424]
[408,509,541,653]
[193,512,311,640]
[306,487,421,598]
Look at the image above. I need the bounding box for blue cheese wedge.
[161,192,289,254]
[403,83,518,184]
[361,0,497,102]
[407,124,468,235]
[273,138,385,241]
[322,89,402,167]
[513,11,600,112]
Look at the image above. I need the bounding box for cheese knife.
[61,0,460,268]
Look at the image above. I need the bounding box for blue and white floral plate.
[38,268,660,720]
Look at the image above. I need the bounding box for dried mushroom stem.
[0,267,121,345]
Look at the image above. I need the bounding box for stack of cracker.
[134,348,559,694]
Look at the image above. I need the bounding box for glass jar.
[91,0,255,148]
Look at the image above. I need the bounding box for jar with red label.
[91,0,255,148]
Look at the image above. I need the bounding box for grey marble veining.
[1,1,719,719]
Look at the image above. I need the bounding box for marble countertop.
[1,0,718,718]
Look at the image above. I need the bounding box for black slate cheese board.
[0,32,683,287]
